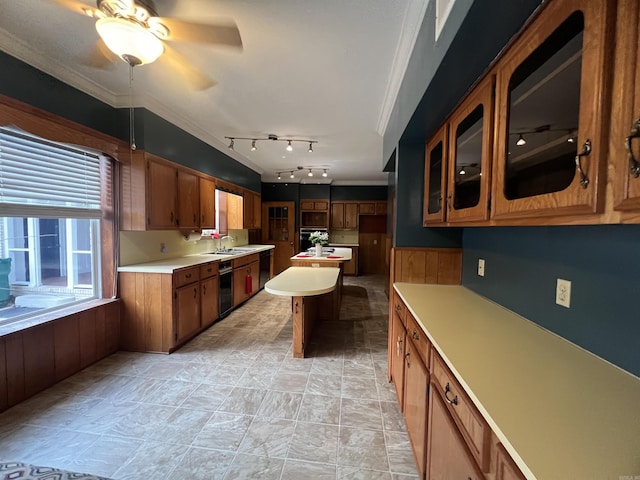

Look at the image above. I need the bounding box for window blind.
[0,126,102,218]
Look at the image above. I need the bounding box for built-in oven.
[300,227,328,252]
[218,260,233,318]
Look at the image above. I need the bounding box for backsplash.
[120,228,249,265]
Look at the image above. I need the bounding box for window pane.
[454,105,484,210]
[73,252,93,287]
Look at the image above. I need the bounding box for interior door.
[261,201,295,275]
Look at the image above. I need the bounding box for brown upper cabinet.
[423,75,494,224]
[145,155,177,229]
[331,202,359,230]
[177,170,199,229]
[300,199,329,228]
[612,0,640,213]
[199,177,216,229]
[423,123,448,224]
[492,0,613,219]
[243,190,262,229]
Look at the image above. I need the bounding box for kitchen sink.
[204,247,256,255]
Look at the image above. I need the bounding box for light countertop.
[394,283,640,480]
[117,244,274,274]
[291,246,352,261]
[265,266,340,297]
[328,243,359,247]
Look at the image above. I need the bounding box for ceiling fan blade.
[50,0,99,17]
[81,39,119,69]
[160,45,217,91]
[156,17,243,49]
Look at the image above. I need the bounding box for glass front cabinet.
[423,75,494,225]
[491,0,613,219]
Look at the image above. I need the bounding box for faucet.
[218,235,234,252]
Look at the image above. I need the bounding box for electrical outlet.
[556,278,571,308]
[477,258,485,277]
[160,242,167,254]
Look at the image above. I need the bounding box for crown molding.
[376,0,429,137]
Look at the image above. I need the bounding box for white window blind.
[0,126,102,218]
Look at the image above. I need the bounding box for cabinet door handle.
[170,212,174,223]
[396,337,403,356]
[405,351,410,368]
[203,285,206,295]
[395,304,402,311]
[444,382,458,405]
[193,287,197,299]
[625,118,640,178]
[574,139,592,188]
[412,330,420,341]
[193,213,197,223]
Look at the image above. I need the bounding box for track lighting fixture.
[275,167,329,180]
[516,134,526,146]
[459,167,466,175]
[224,134,318,153]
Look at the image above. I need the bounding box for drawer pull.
[185,273,192,279]
[444,382,458,405]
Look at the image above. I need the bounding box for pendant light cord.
[128,63,136,151]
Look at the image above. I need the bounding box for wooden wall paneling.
[400,250,427,283]
[438,250,463,284]
[54,315,80,381]
[78,309,98,368]
[5,333,24,407]
[0,338,7,412]
[94,305,108,359]
[23,324,55,398]
[119,272,139,351]
[425,251,440,283]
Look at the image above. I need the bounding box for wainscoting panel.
[392,247,462,285]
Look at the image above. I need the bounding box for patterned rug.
[0,462,112,480]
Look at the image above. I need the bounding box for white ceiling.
[0,0,427,185]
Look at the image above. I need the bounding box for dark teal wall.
[300,184,330,199]
[331,186,387,201]
[462,225,640,377]
[0,51,260,191]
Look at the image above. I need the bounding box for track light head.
[516,134,526,146]
[308,142,313,153]
[286,140,293,152]
[251,140,257,151]
[290,171,295,179]
[322,169,328,177]
[308,168,313,177]
[228,138,234,150]
[277,172,281,180]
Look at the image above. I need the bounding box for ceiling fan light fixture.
[96,17,164,66]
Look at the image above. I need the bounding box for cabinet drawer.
[392,290,407,327]
[405,311,430,369]
[174,266,200,287]
[431,351,490,471]
[232,253,259,268]
[200,262,218,279]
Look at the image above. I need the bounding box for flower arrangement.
[309,230,329,246]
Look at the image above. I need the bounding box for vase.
[315,244,323,257]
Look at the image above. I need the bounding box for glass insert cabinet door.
[445,74,494,223]
[423,123,448,225]
[492,0,613,219]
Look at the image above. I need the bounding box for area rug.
[0,462,112,480]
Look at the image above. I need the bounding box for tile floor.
[0,275,418,480]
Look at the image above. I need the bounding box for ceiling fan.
[53,0,243,89]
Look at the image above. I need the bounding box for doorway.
[261,201,296,275]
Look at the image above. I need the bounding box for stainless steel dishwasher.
[218,260,233,318]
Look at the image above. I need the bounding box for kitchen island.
[265,266,341,358]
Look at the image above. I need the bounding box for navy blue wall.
[331,186,388,201]
[300,184,330,199]
[462,225,640,377]
[0,51,260,191]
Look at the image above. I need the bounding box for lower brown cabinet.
[427,384,485,480]
[175,280,201,344]
[233,254,260,307]
[390,306,406,408]
[403,337,429,477]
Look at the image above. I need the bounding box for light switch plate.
[478,259,485,277]
[556,278,571,308]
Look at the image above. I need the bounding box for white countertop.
[394,283,640,480]
[117,244,274,274]
[265,266,340,297]
[291,246,352,261]
[328,243,359,247]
